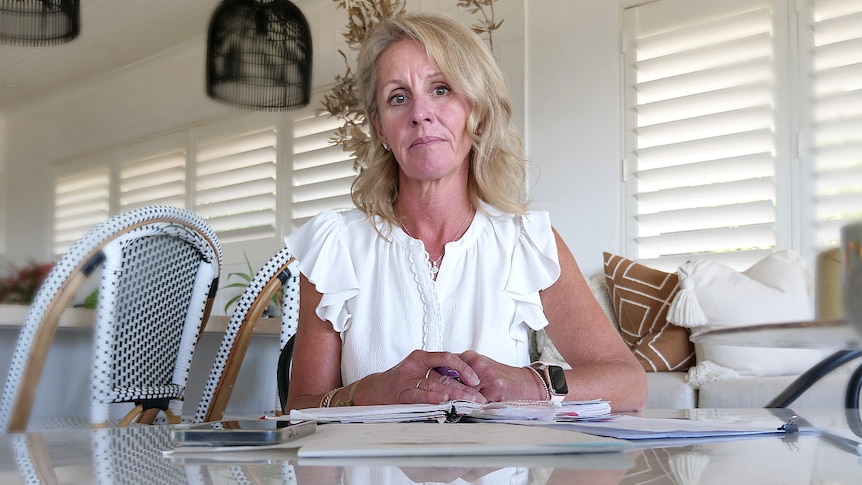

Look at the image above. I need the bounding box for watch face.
[548,365,569,395]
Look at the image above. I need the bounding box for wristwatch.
[529,362,568,402]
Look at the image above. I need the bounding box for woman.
[284,12,647,412]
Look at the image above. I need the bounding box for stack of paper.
[287,403,452,423]
[459,399,612,421]
[557,400,614,421]
[284,399,613,424]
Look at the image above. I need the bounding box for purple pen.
[433,366,460,378]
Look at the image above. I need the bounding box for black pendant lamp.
[0,0,80,46]
[207,0,312,111]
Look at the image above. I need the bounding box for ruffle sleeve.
[283,210,360,332]
[504,211,561,339]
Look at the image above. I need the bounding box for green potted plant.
[222,252,282,317]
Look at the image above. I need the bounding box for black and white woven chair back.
[0,206,221,433]
[194,246,298,423]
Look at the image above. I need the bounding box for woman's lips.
[410,136,443,149]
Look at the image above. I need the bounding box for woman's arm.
[540,229,648,412]
[284,274,344,411]
[458,229,647,410]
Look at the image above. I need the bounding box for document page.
[538,414,808,440]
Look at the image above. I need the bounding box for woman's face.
[372,39,473,184]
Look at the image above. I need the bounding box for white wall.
[525,0,625,277]
[0,112,6,262]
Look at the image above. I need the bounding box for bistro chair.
[194,246,299,422]
[0,205,222,433]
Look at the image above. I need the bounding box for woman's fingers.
[411,374,486,403]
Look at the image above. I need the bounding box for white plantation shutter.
[52,92,358,262]
[290,98,357,228]
[119,136,187,211]
[54,166,110,255]
[195,122,279,244]
[623,0,781,270]
[810,0,862,248]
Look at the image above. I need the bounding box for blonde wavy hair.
[351,12,529,225]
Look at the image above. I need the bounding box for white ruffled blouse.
[283,205,561,383]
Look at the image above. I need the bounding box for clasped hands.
[363,349,545,405]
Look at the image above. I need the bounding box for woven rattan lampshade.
[207,0,312,111]
[0,0,80,46]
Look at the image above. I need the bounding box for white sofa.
[535,252,856,409]
[636,362,854,409]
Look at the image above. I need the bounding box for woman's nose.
[411,102,433,125]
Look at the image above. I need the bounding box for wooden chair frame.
[195,247,298,423]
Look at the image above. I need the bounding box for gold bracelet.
[320,386,342,408]
[334,380,361,407]
[525,365,551,401]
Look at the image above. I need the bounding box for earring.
[383,143,389,151]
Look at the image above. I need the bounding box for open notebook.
[282,399,612,424]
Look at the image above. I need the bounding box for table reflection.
[2,410,861,485]
[189,461,636,485]
[177,452,639,485]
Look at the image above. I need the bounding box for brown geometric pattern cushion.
[603,252,694,372]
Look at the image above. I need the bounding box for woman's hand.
[357,350,487,405]
[459,351,548,402]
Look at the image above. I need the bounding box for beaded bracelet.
[525,365,551,401]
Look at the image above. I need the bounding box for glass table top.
[1,409,860,485]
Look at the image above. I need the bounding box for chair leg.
[164,408,180,424]
[138,408,161,424]
[118,405,145,426]
[117,403,179,426]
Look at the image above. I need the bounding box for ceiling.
[0,0,234,112]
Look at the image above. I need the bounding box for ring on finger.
[425,368,433,378]
[415,378,423,390]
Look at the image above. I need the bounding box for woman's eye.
[389,94,407,105]
[433,85,449,96]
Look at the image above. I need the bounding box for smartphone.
[171,419,316,447]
